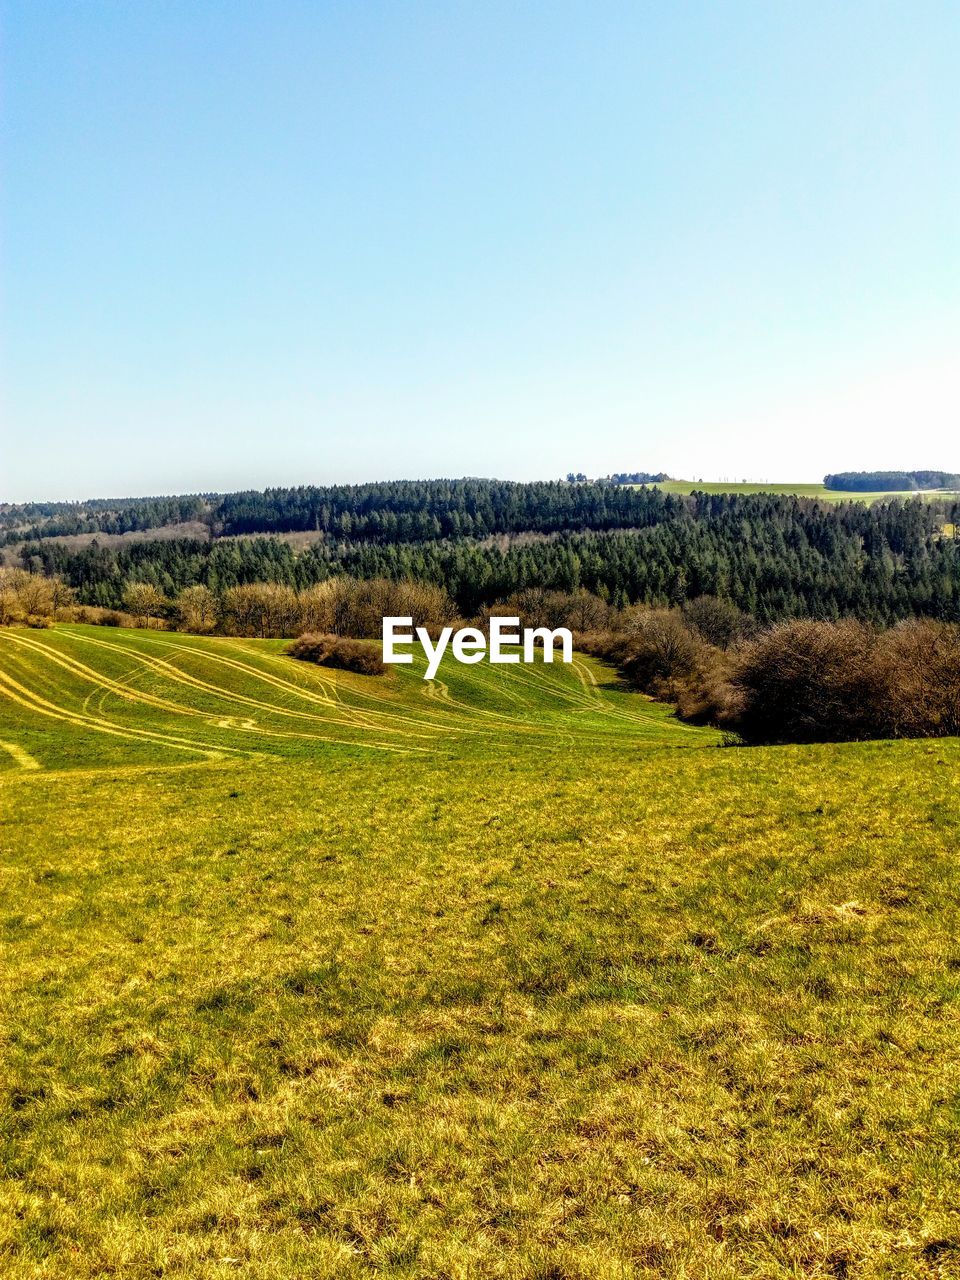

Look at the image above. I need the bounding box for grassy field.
[634,480,960,505]
[2,626,960,1277]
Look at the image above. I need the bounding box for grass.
[1,626,960,1277]
[632,480,960,505]
[0,625,703,773]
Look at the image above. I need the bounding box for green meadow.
[638,480,960,505]
[1,626,959,1278]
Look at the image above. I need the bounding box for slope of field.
[0,625,708,774]
[638,479,960,505]
[1,627,959,1278]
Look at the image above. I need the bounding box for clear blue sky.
[2,1,958,501]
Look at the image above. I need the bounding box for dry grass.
[0,629,959,1276]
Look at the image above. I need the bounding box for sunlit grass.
[0,625,708,773]
[1,628,959,1276]
[635,479,960,505]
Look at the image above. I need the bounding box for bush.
[100,611,124,627]
[581,610,960,743]
[682,595,749,649]
[879,620,960,738]
[298,578,456,639]
[726,620,884,743]
[725,618,960,743]
[286,632,385,676]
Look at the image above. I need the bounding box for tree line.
[7,477,959,549]
[17,491,960,625]
[824,470,960,492]
[2,479,687,545]
[0,494,210,543]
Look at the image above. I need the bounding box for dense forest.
[6,476,959,546]
[211,480,682,538]
[824,470,960,492]
[14,488,960,625]
[0,493,211,541]
[2,480,684,545]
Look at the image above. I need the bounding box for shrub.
[586,608,706,702]
[682,595,749,649]
[878,620,960,738]
[726,619,884,743]
[100,611,124,627]
[298,578,456,639]
[581,611,960,743]
[287,633,385,676]
[475,588,611,634]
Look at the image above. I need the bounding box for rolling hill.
[1,626,959,1277]
[0,625,709,774]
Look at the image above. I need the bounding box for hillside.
[2,627,960,1276]
[11,484,960,625]
[0,625,705,772]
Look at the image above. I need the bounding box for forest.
[2,480,683,544]
[12,488,960,625]
[824,469,960,491]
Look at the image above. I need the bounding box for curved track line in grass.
[0,652,426,760]
[71,630,446,740]
[421,655,661,740]
[82,660,149,717]
[99,630,493,740]
[58,630,425,740]
[511,655,693,731]
[168,633,522,731]
[0,666,235,759]
[418,675,543,732]
[226,642,486,733]
[490,658,605,717]
[124,633,366,718]
[571,658,603,704]
[0,740,41,770]
[2,628,711,760]
[417,663,555,732]
[69,629,641,741]
[211,638,468,733]
[2,632,432,757]
[1,631,226,725]
[162,634,478,738]
[482,663,531,708]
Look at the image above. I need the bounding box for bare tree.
[176,584,217,633]
[123,582,166,628]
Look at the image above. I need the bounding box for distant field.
[635,479,960,505]
[2,626,960,1277]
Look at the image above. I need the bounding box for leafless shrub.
[287,632,385,675]
[682,595,750,649]
[580,610,960,743]
[476,588,611,634]
[298,578,455,639]
[878,620,960,738]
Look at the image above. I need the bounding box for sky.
[1,1,958,502]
